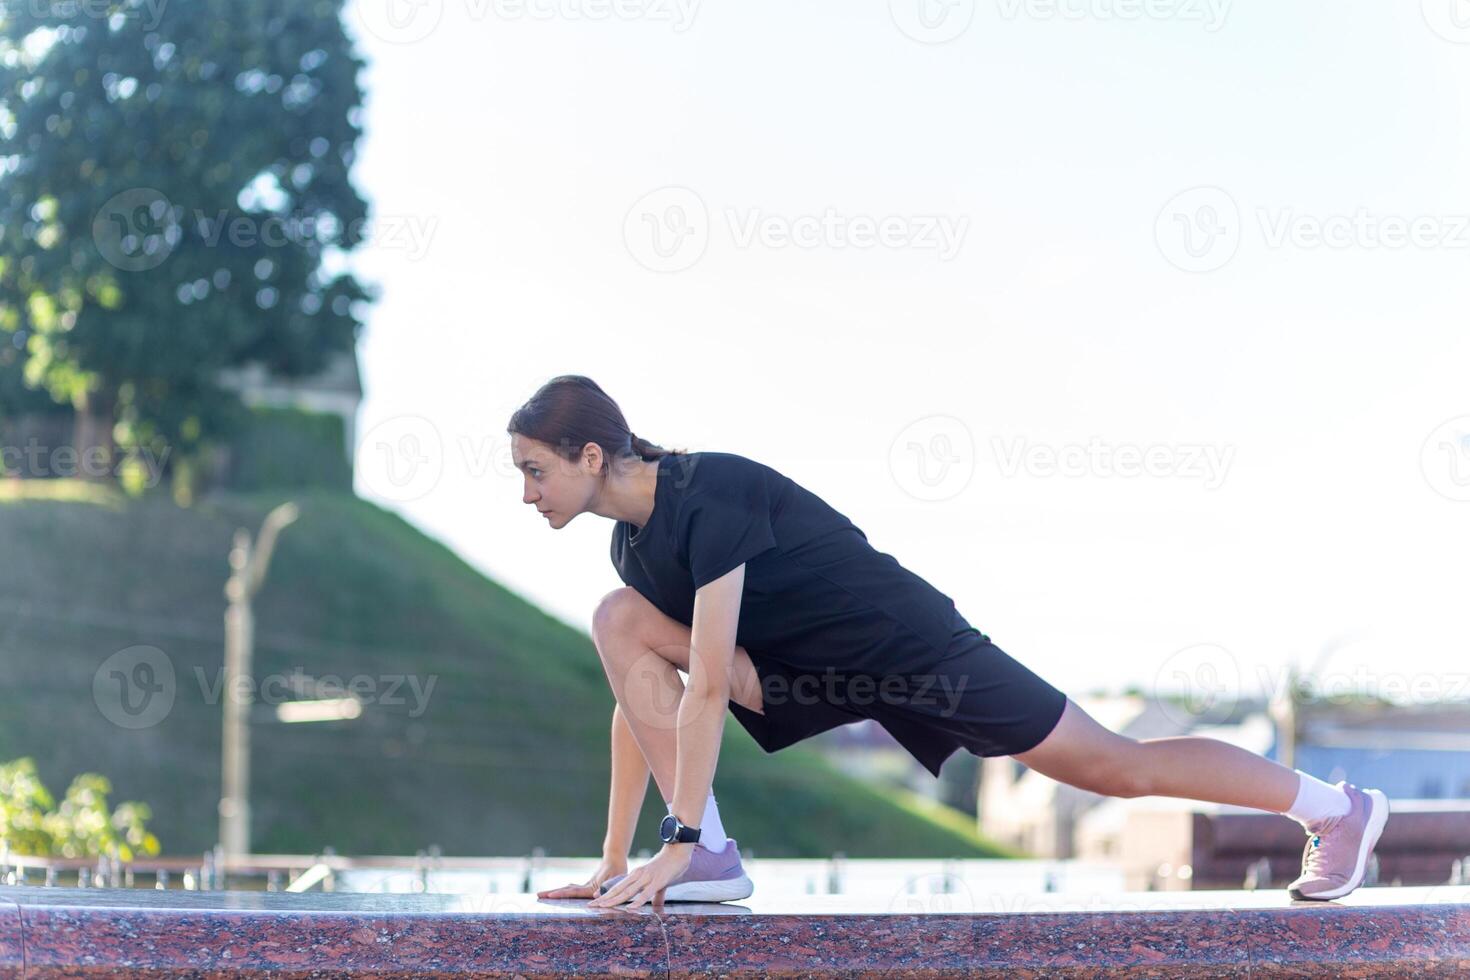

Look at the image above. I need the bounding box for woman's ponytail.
[628,432,675,461]
[508,375,684,471]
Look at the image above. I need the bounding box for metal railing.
[4,843,1466,895]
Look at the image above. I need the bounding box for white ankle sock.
[1283,770,1351,827]
[665,793,728,851]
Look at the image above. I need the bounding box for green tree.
[0,0,374,488]
[0,757,160,859]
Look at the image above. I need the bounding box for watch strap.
[661,814,702,843]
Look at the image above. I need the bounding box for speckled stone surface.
[0,893,23,980]
[1,884,1466,977]
[5,889,667,977]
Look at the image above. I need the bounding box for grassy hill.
[0,480,1019,859]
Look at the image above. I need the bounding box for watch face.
[660,814,676,841]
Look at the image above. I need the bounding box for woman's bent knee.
[589,587,763,715]
[591,587,647,646]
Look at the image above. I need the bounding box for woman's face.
[512,433,594,529]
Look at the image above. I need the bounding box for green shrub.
[222,405,352,492]
[0,757,161,860]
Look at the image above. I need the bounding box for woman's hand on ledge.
[536,854,628,900]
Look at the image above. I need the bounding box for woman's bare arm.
[667,563,744,848]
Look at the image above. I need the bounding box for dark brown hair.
[507,375,684,474]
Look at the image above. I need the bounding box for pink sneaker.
[597,837,754,902]
[1286,781,1390,901]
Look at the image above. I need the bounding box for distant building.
[211,349,362,490]
[216,348,362,461]
[1287,703,1470,801]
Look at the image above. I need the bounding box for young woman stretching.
[519,375,1390,910]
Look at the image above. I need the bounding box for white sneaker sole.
[1289,788,1390,901]
[662,872,754,902]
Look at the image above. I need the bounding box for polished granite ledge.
[0,884,1466,977]
[0,893,22,979]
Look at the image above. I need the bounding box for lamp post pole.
[220,502,299,861]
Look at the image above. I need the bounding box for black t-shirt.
[610,451,964,676]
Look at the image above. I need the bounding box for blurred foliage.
[0,756,160,859]
[0,0,375,486]
[0,331,65,417]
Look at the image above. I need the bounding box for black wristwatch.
[660,813,701,844]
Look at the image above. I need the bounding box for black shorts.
[726,610,1068,778]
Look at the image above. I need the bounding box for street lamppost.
[219,502,299,860]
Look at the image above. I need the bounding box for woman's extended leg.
[1013,696,1394,902]
[1011,697,1299,811]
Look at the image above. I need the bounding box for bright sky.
[336,0,1470,705]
